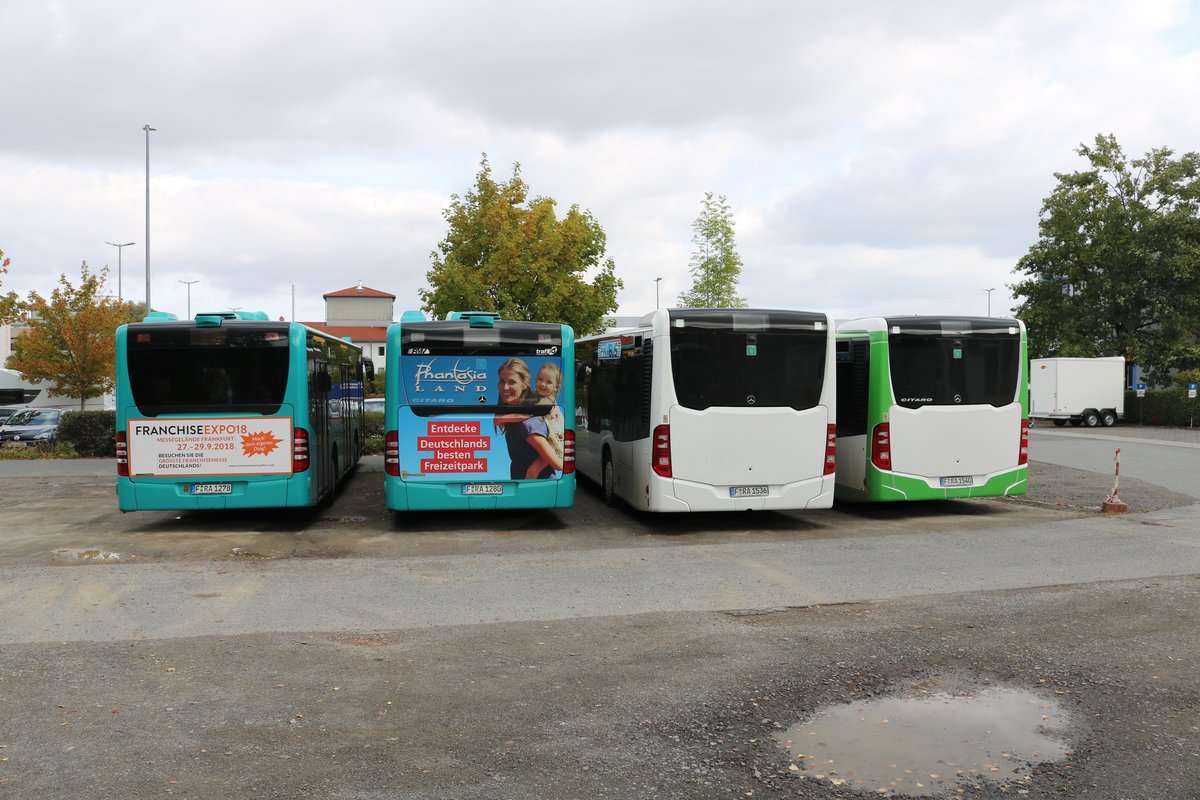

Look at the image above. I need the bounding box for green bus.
[834,316,1028,502]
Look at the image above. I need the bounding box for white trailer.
[1029,356,1125,427]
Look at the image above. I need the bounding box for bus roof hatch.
[448,311,501,328]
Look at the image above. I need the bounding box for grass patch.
[0,442,78,460]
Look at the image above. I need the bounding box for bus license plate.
[462,483,503,496]
[730,485,768,498]
[190,483,232,495]
[940,476,974,487]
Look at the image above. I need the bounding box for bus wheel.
[1100,409,1117,427]
[1082,409,1100,428]
[602,453,617,507]
[1053,419,1067,427]
[320,452,339,508]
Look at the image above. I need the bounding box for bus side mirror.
[317,371,333,394]
[362,359,375,382]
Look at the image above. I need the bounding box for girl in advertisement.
[493,358,562,480]
[532,362,565,467]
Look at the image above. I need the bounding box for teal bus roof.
[194,310,271,321]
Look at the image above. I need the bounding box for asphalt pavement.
[1029,424,1200,498]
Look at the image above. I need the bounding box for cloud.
[0,0,1196,326]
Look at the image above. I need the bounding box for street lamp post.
[984,287,996,316]
[104,241,135,302]
[178,279,198,318]
[144,124,156,313]
[655,277,662,310]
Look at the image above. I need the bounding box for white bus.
[575,308,837,512]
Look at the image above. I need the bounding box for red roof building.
[302,283,397,376]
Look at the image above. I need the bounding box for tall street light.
[655,277,662,310]
[144,124,156,313]
[104,241,135,301]
[178,279,198,318]
[984,287,996,316]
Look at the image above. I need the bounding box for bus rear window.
[126,325,290,416]
[401,322,562,356]
[668,310,828,410]
[889,333,1020,408]
[398,321,564,413]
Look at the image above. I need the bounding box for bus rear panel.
[384,313,575,511]
[835,316,1028,502]
[115,313,366,510]
[576,308,837,512]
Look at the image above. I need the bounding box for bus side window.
[835,338,869,437]
[575,361,591,431]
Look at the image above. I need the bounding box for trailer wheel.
[1053,419,1067,427]
[1082,409,1100,427]
[1100,409,1117,427]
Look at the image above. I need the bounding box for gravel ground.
[1011,459,1196,513]
[0,448,1197,799]
[4,576,1196,799]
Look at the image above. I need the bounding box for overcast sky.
[2,1,1198,326]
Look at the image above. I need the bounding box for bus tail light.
[824,424,837,475]
[871,423,891,471]
[562,429,575,475]
[652,424,672,478]
[116,431,128,477]
[384,430,400,477]
[293,428,310,473]
[1018,418,1030,465]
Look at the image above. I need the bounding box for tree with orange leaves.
[6,261,139,409]
[0,248,18,324]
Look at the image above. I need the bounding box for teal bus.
[383,311,575,511]
[115,311,371,510]
[834,316,1028,502]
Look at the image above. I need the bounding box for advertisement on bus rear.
[126,417,293,477]
[399,354,562,406]
[398,354,566,481]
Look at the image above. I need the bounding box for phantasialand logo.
[412,359,488,394]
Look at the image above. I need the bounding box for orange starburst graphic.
[241,430,283,457]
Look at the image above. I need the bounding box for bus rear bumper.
[386,477,575,512]
[116,476,302,510]
[659,474,835,512]
[863,466,1028,502]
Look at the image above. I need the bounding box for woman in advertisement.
[494,358,562,480]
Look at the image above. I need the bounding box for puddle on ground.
[777,686,1071,796]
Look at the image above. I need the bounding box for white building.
[0,367,111,409]
[302,283,396,375]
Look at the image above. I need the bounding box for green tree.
[1011,134,1200,384]
[420,154,622,335]
[677,192,747,308]
[6,262,140,409]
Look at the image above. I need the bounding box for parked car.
[0,407,70,446]
[0,405,26,425]
[364,398,385,414]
